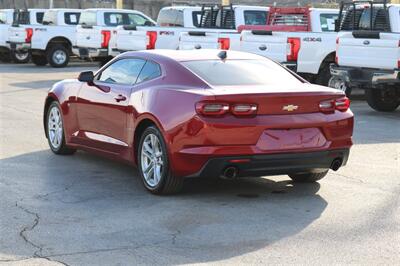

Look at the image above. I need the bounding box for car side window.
[127,13,152,26]
[320,13,338,32]
[64,12,80,25]
[136,61,161,84]
[97,58,146,85]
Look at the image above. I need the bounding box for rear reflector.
[218,37,230,50]
[25,28,33,43]
[229,159,251,164]
[146,31,157,49]
[232,104,258,116]
[287,37,300,61]
[101,30,111,48]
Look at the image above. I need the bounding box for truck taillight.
[319,97,350,113]
[398,60,400,69]
[287,37,300,61]
[196,102,257,116]
[335,55,339,65]
[101,30,111,48]
[336,37,339,44]
[218,38,230,50]
[25,28,33,43]
[146,31,157,50]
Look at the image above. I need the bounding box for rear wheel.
[0,52,12,62]
[289,170,328,183]
[366,87,400,112]
[138,126,184,195]
[47,44,69,68]
[46,102,76,155]
[32,54,48,66]
[328,76,352,97]
[315,63,332,87]
[11,50,30,63]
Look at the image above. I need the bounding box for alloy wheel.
[53,50,67,65]
[48,106,63,149]
[140,133,164,187]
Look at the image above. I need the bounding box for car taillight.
[231,104,257,116]
[218,37,230,50]
[101,30,111,48]
[319,97,350,113]
[146,31,157,49]
[196,102,230,116]
[196,102,257,116]
[287,37,300,61]
[25,28,33,43]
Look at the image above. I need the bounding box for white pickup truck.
[112,5,269,54]
[73,8,155,64]
[180,7,339,86]
[330,2,399,112]
[30,8,82,67]
[7,9,46,63]
[0,9,14,62]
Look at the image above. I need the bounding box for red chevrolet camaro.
[44,50,353,194]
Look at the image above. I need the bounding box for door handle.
[259,44,267,51]
[114,94,126,102]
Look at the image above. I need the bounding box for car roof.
[122,49,268,62]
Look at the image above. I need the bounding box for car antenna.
[218,51,227,61]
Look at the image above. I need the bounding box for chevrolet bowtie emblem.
[282,105,298,112]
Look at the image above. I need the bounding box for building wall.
[1,0,339,19]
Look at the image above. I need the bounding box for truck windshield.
[42,11,57,25]
[104,12,151,26]
[244,10,268,25]
[182,59,303,86]
[80,11,96,26]
[0,12,7,24]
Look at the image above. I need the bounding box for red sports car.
[44,50,353,194]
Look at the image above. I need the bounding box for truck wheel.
[11,50,30,64]
[289,170,328,183]
[315,64,332,87]
[328,76,352,97]
[366,88,400,112]
[32,54,48,66]
[47,44,69,68]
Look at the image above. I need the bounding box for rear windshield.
[80,11,97,26]
[64,12,80,25]
[157,9,184,27]
[36,12,44,24]
[0,12,7,24]
[182,59,302,86]
[13,11,30,25]
[244,10,268,25]
[320,13,338,32]
[104,12,151,26]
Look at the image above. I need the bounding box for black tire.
[137,126,184,195]
[289,170,328,183]
[46,102,76,155]
[0,52,12,62]
[315,63,332,87]
[365,88,400,112]
[10,50,30,63]
[47,44,69,68]
[32,54,48,66]
[328,76,352,97]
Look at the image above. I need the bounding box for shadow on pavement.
[1,149,327,264]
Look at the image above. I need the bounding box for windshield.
[42,10,57,25]
[182,59,303,86]
[0,12,7,24]
[79,11,96,26]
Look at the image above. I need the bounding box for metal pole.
[49,0,53,8]
[222,0,230,5]
[116,0,123,9]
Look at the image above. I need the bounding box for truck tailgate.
[239,31,288,62]
[338,32,400,69]
[115,26,147,51]
[76,26,103,49]
[8,26,27,43]
[179,32,240,50]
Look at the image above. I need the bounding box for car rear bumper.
[186,149,350,178]
[72,46,108,59]
[7,41,31,51]
[330,65,400,88]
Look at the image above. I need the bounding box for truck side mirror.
[78,71,94,83]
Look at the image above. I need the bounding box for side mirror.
[78,71,94,83]
[144,20,155,26]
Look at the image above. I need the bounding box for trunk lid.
[211,84,344,115]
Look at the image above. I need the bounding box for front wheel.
[138,126,184,195]
[328,76,352,97]
[289,170,328,183]
[365,88,400,112]
[11,50,30,63]
[46,102,76,155]
[47,45,69,68]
